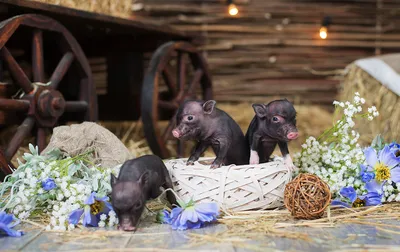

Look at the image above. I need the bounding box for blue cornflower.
[164,200,219,230]
[389,142,400,157]
[331,180,384,208]
[156,209,172,224]
[0,211,24,237]
[363,145,400,183]
[41,178,57,191]
[68,192,113,227]
[360,164,375,183]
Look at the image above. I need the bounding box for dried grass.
[188,202,400,249]
[341,64,400,145]
[30,0,132,18]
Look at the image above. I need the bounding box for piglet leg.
[249,134,261,164]
[278,142,297,172]
[210,140,229,169]
[187,141,209,166]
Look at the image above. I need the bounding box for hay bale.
[164,157,291,212]
[341,63,400,144]
[31,0,131,18]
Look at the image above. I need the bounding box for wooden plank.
[0,0,194,40]
[1,224,43,251]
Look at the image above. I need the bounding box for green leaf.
[100,180,112,193]
[92,179,99,192]
[45,148,62,160]
[177,199,186,208]
[23,153,33,161]
[29,143,36,155]
[68,163,80,177]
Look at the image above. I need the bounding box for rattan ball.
[284,173,331,220]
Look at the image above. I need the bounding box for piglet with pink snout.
[245,99,299,172]
[172,100,250,169]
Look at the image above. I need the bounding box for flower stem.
[160,188,186,208]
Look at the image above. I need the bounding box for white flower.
[100,214,107,221]
[108,210,116,217]
[56,193,64,201]
[98,221,106,228]
[360,98,365,104]
[368,115,373,121]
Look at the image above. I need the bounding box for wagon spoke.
[36,127,47,153]
[177,139,185,158]
[0,99,30,111]
[32,29,45,82]
[5,116,35,160]
[158,100,179,110]
[0,148,14,175]
[49,52,74,90]
[162,67,177,97]
[177,51,186,93]
[0,47,34,94]
[187,68,203,96]
[64,101,88,112]
[162,116,177,142]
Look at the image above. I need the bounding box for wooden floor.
[3,216,400,252]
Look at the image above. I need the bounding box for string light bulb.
[319,16,331,40]
[319,26,328,39]
[227,0,238,16]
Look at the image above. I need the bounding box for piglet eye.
[187,116,193,121]
[272,116,279,122]
[134,202,142,210]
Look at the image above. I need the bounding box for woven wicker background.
[164,158,291,213]
[31,0,131,17]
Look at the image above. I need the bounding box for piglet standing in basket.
[245,99,299,171]
[172,100,250,169]
[110,155,177,232]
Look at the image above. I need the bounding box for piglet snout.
[172,129,181,138]
[118,225,137,232]
[287,132,299,140]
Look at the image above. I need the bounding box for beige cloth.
[42,121,134,168]
[354,53,400,96]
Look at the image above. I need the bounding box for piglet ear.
[110,174,118,187]
[252,104,267,118]
[138,171,150,187]
[203,100,216,114]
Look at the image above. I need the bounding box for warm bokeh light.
[228,3,238,16]
[319,26,328,39]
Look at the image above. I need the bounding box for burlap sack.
[42,122,134,168]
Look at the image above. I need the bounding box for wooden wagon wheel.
[0,14,97,175]
[141,41,213,159]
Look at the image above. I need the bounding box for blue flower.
[360,164,375,183]
[156,209,172,224]
[363,145,400,183]
[0,211,24,237]
[331,180,384,208]
[41,178,57,191]
[68,192,113,227]
[165,200,219,230]
[389,142,400,157]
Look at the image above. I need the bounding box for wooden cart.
[0,0,213,176]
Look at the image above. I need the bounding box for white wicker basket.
[164,157,292,213]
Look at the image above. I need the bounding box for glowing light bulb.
[319,26,328,39]
[228,3,238,16]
